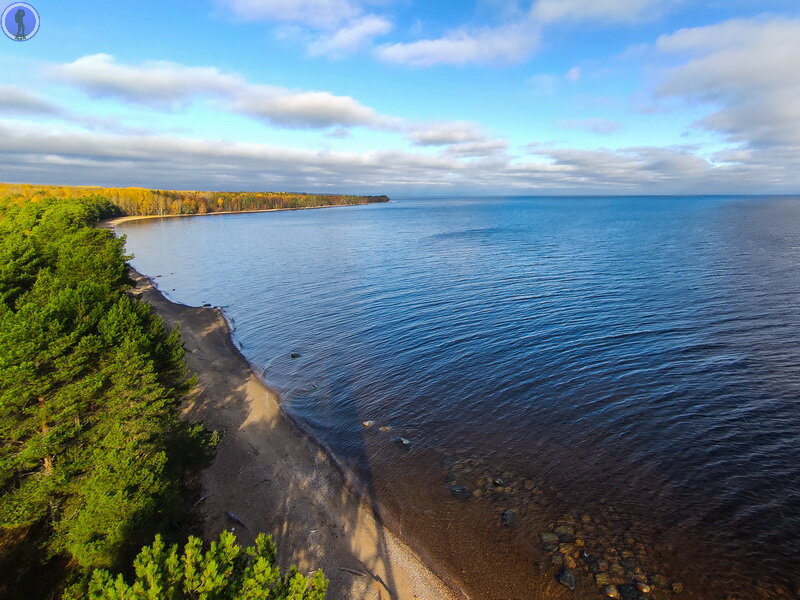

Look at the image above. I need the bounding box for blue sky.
[0,0,799,194]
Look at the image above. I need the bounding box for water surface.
[121,197,800,599]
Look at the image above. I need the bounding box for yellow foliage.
[0,183,389,217]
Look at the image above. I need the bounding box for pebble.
[501,509,518,527]
[671,582,684,594]
[557,566,577,590]
[603,584,621,599]
[636,582,652,593]
[540,532,559,543]
[596,573,612,586]
[449,485,471,500]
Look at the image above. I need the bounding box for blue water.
[120,196,800,598]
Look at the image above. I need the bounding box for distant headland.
[0,183,389,218]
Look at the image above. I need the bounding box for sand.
[128,269,468,600]
[105,202,383,227]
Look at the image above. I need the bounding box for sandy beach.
[105,201,386,227]
[128,269,468,600]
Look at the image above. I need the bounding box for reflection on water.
[121,196,800,599]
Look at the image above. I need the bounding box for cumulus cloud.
[1,119,794,195]
[48,54,237,105]
[231,88,393,128]
[409,121,489,146]
[0,85,62,115]
[215,0,392,57]
[408,121,509,158]
[48,54,395,129]
[308,15,392,56]
[533,0,678,25]
[656,17,800,147]
[376,23,539,67]
[559,118,624,134]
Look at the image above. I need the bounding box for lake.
[120,196,800,599]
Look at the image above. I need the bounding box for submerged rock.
[596,573,612,586]
[449,485,471,500]
[603,584,621,599]
[557,566,577,590]
[379,425,392,432]
[636,582,652,594]
[290,352,301,358]
[501,509,517,527]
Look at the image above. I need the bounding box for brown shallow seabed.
[129,269,469,600]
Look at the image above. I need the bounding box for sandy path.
[130,270,468,600]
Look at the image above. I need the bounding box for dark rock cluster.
[443,455,688,599]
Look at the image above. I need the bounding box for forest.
[0,184,389,216]
[0,191,331,599]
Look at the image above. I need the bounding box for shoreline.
[127,267,469,600]
[103,201,383,227]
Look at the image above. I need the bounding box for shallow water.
[121,196,800,599]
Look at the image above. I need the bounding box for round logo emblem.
[2,2,39,41]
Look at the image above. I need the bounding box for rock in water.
[450,485,471,500]
[557,566,577,590]
[501,509,517,527]
[225,512,248,529]
[603,585,621,599]
[395,436,412,448]
[361,421,375,428]
[290,352,301,358]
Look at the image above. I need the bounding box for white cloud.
[0,85,62,115]
[48,54,395,129]
[409,121,489,146]
[232,88,393,128]
[656,17,800,147]
[48,54,237,105]
[215,0,362,29]
[308,15,392,56]
[559,118,623,134]
[376,23,539,67]
[1,119,795,195]
[533,0,678,24]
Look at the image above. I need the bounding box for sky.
[0,0,799,195]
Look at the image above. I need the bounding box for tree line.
[0,194,328,599]
[0,184,389,217]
